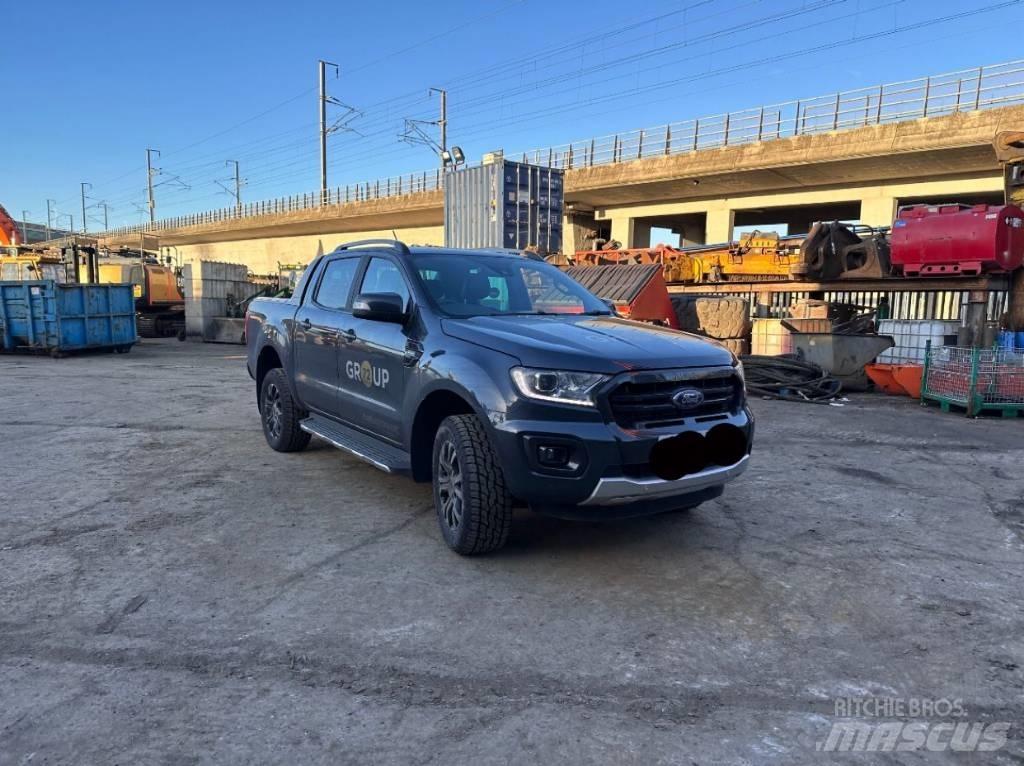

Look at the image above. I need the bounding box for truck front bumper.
[487,406,754,519]
[579,455,750,506]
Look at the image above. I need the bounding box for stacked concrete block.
[183,260,262,341]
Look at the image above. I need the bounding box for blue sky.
[3,0,1023,231]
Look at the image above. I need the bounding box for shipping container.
[0,280,137,355]
[444,160,564,253]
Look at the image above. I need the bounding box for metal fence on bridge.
[97,59,1024,239]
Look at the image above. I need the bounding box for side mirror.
[352,292,406,323]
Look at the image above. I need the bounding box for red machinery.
[890,203,1024,277]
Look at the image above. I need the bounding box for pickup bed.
[246,239,753,554]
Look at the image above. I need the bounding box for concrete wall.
[173,224,445,274]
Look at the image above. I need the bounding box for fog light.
[537,444,570,467]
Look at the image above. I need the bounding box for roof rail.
[333,239,411,255]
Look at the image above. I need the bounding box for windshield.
[411,252,610,318]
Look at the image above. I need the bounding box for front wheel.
[432,414,512,555]
[259,368,311,453]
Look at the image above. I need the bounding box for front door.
[291,255,360,415]
[338,256,413,444]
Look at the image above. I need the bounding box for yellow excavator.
[95,248,185,338]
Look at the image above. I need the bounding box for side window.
[314,257,359,310]
[358,257,410,309]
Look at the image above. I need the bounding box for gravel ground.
[1,339,1022,764]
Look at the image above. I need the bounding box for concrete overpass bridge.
[96,61,1024,274]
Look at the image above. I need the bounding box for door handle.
[340,328,357,342]
[300,318,312,330]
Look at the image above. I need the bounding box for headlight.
[734,357,745,384]
[510,367,609,407]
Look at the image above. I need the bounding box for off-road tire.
[695,297,752,339]
[432,414,512,555]
[259,368,311,453]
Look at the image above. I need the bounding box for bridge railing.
[98,59,1024,240]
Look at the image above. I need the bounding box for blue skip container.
[0,280,137,356]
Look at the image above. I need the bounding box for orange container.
[892,365,924,399]
[865,363,905,395]
[865,363,924,398]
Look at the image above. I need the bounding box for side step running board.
[300,415,411,474]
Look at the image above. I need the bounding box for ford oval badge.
[672,388,705,410]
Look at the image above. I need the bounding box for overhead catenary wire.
[71,0,1022,227]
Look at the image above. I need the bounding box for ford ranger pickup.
[246,240,753,554]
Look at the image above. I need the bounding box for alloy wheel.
[264,382,283,440]
[436,439,464,530]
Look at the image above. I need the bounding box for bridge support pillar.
[705,208,734,244]
[859,193,898,227]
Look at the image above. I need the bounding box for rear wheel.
[259,368,311,452]
[432,414,512,555]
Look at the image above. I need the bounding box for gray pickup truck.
[246,240,753,554]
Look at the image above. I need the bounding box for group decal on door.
[345,359,390,389]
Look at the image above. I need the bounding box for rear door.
[291,255,361,416]
[337,255,413,443]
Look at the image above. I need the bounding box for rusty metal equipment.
[565,264,679,327]
[710,230,802,281]
[567,223,891,284]
[791,222,892,280]
[561,244,702,283]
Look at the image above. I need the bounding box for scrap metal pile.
[560,222,893,283]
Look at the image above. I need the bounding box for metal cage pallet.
[921,344,1024,418]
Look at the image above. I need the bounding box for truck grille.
[608,373,742,429]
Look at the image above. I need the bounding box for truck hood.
[441,314,735,373]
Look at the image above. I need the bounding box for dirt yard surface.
[2,339,1022,764]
